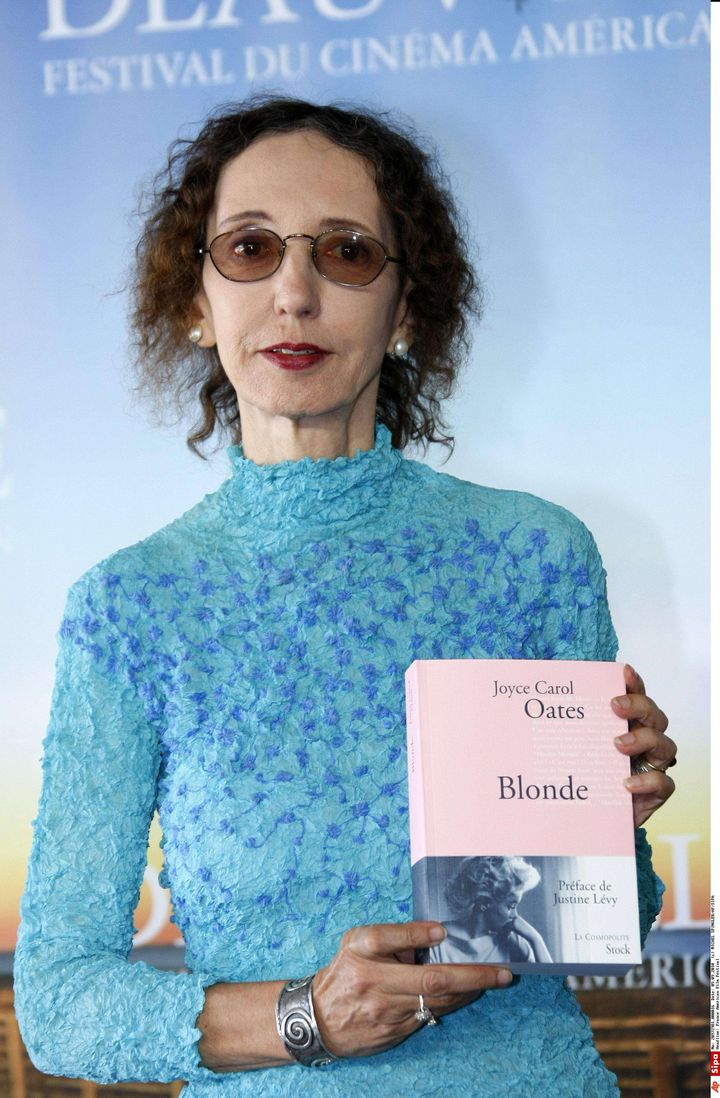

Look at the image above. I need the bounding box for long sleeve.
[14,572,216,1084]
[634,826,665,943]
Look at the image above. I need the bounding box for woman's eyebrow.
[317,216,379,236]
[217,209,271,229]
[217,211,380,236]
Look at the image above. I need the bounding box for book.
[405,659,641,975]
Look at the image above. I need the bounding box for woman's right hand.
[311,921,513,1059]
[510,915,553,963]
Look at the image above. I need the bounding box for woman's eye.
[217,231,276,263]
[322,235,373,265]
[336,242,369,263]
[230,235,269,259]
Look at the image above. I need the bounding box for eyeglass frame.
[196,227,404,288]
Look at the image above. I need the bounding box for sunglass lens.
[210,228,282,281]
[315,231,385,285]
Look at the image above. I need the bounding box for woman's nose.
[271,238,321,318]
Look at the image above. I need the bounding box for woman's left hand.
[611,664,677,828]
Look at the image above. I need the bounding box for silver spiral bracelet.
[275,975,339,1067]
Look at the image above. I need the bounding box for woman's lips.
[260,342,330,370]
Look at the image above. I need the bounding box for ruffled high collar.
[225,423,402,531]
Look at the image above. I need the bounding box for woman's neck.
[445,914,491,940]
[238,400,378,466]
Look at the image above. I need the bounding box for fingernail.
[497,970,513,986]
[624,663,636,677]
[429,925,446,942]
[614,732,635,745]
[624,776,642,790]
[612,696,631,711]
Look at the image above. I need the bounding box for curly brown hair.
[131,94,481,456]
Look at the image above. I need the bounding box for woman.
[427,857,553,965]
[14,96,676,1096]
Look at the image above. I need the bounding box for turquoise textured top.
[15,425,663,1097]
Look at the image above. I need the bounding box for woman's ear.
[188,290,217,348]
[389,280,414,355]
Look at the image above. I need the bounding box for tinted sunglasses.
[197,227,403,287]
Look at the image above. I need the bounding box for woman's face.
[193,130,411,435]
[485,888,523,930]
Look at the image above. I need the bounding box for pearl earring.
[188,325,203,344]
[393,338,409,357]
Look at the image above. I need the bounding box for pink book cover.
[405,659,641,975]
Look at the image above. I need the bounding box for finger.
[393,948,418,964]
[422,963,513,994]
[623,663,646,695]
[613,727,677,766]
[611,693,669,733]
[345,921,447,960]
[346,925,511,991]
[623,771,676,827]
[403,963,513,1000]
[624,771,676,797]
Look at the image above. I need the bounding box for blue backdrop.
[0,0,709,983]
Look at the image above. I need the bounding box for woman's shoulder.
[399,458,597,546]
[64,487,228,609]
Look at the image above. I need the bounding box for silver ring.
[632,754,676,774]
[414,994,438,1026]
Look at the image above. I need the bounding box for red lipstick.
[260,342,330,370]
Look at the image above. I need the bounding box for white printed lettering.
[467,29,497,64]
[41,0,131,39]
[43,59,66,94]
[428,31,465,66]
[113,54,136,90]
[366,36,399,71]
[277,42,309,77]
[610,16,638,53]
[656,833,710,929]
[138,1,208,34]
[511,25,540,61]
[66,56,91,92]
[582,15,607,56]
[655,11,686,49]
[622,964,649,989]
[314,0,383,19]
[210,47,234,82]
[88,57,114,90]
[688,9,710,46]
[154,50,186,84]
[542,22,579,57]
[245,44,278,81]
[649,953,678,987]
[259,0,301,23]
[319,38,352,75]
[207,0,242,28]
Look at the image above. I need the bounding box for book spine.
[411,859,432,924]
[405,661,428,868]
